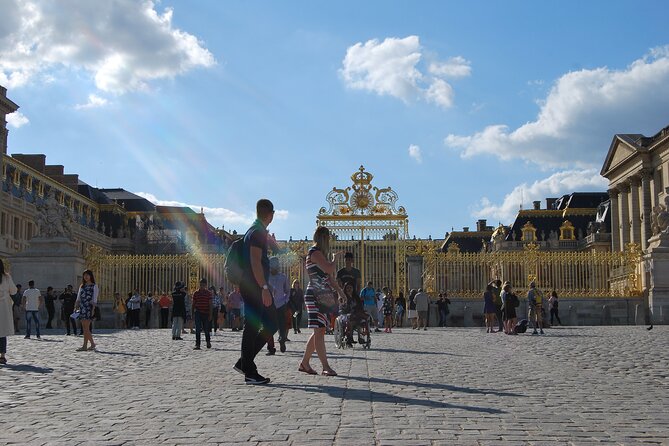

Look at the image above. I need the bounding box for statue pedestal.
[9,237,86,289]
[644,234,669,324]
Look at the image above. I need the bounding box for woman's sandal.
[298,363,317,375]
[76,347,87,352]
[321,369,338,377]
[88,345,97,351]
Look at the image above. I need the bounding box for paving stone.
[0,326,667,444]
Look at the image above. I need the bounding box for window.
[26,222,33,240]
[0,212,6,235]
[13,217,20,240]
[559,220,575,240]
[521,222,537,241]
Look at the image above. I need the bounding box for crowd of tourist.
[0,197,566,373]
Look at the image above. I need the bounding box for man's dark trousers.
[194,311,212,347]
[240,284,278,374]
[46,303,55,328]
[495,304,504,331]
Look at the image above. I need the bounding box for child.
[382,287,394,333]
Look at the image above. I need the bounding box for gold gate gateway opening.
[316,166,409,295]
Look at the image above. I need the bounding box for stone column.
[618,183,630,248]
[640,169,653,251]
[609,188,620,252]
[628,177,641,247]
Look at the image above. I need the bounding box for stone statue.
[651,194,669,236]
[135,215,145,231]
[35,190,74,240]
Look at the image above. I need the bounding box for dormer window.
[559,220,575,240]
[521,222,537,241]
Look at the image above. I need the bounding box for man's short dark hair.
[47,286,53,291]
[344,252,354,259]
[28,280,35,287]
[200,278,208,284]
[256,199,274,218]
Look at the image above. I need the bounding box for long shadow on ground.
[1,363,54,374]
[95,350,144,357]
[370,347,469,356]
[272,383,506,414]
[343,375,524,398]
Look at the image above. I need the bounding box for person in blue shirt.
[360,281,381,332]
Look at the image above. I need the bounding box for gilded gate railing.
[86,244,306,301]
[86,240,642,302]
[413,241,642,298]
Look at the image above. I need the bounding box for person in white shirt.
[21,280,43,339]
[0,260,18,364]
[414,288,431,330]
[127,290,141,330]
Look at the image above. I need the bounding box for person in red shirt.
[158,292,172,329]
[191,278,213,350]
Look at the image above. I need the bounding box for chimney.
[546,197,557,210]
[462,227,469,232]
[13,154,47,173]
[476,219,487,232]
[533,200,541,210]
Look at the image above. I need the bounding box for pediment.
[600,138,638,177]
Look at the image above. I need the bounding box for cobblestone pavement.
[1,325,668,446]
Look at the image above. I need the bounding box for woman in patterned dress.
[299,226,344,376]
[75,269,99,351]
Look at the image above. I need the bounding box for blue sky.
[2,0,669,240]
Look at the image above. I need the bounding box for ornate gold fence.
[417,242,642,298]
[86,246,305,301]
[86,241,642,302]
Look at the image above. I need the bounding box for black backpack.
[224,236,246,285]
[515,319,529,334]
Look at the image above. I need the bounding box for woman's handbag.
[313,286,339,314]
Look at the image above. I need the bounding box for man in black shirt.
[12,284,22,333]
[58,285,78,335]
[234,199,278,385]
[45,286,56,328]
[336,252,362,297]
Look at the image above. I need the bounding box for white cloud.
[428,56,471,78]
[75,94,108,110]
[340,35,470,108]
[472,169,608,223]
[446,46,669,168]
[425,78,454,108]
[6,110,28,128]
[135,192,289,230]
[408,144,422,163]
[0,0,215,93]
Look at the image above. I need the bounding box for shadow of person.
[272,383,506,414]
[344,375,525,398]
[2,363,54,374]
[370,347,468,356]
[94,350,144,357]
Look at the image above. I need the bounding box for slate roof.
[441,231,493,253]
[505,192,609,242]
[98,188,156,212]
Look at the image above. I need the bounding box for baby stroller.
[334,309,372,350]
